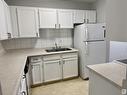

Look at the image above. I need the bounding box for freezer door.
[85,41,106,65]
[83,24,106,41]
[84,41,106,78]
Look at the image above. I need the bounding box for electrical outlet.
[122,89,127,95]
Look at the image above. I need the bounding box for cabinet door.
[0,0,8,40]
[86,10,96,23]
[74,10,85,24]
[3,2,13,38]
[44,60,62,82]
[10,6,19,38]
[63,58,78,79]
[39,8,57,28]
[17,7,39,37]
[58,10,73,28]
[31,62,43,85]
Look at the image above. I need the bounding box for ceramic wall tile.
[1,29,73,50]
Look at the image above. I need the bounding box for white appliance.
[74,23,106,79]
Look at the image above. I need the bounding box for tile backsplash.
[2,29,73,50]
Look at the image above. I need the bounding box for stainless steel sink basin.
[46,48,72,52]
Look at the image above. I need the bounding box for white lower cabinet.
[31,62,43,85]
[63,57,78,79]
[30,52,78,86]
[44,60,62,82]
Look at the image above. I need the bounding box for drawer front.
[30,56,42,63]
[43,54,61,61]
[62,52,78,59]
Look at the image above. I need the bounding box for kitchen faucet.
[55,42,58,49]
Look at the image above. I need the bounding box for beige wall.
[93,0,106,23]
[105,0,127,61]
[5,0,94,10]
[94,0,127,42]
[106,0,127,42]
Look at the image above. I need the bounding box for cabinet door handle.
[59,61,61,65]
[7,33,11,39]
[84,19,86,23]
[55,24,57,28]
[59,24,60,28]
[36,33,39,37]
[87,19,89,23]
[63,60,65,64]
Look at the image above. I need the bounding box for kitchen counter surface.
[87,61,126,88]
[0,48,78,95]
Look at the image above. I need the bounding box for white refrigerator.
[74,23,106,79]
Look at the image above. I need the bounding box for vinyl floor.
[32,78,89,95]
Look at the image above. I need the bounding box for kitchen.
[0,0,127,95]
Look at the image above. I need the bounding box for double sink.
[45,48,72,52]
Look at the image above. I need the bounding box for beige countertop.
[87,61,127,88]
[0,48,78,95]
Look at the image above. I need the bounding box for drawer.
[43,54,61,61]
[30,56,42,63]
[62,52,78,59]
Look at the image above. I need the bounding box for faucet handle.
[54,42,58,49]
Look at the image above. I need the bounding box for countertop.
[0,48,78,95]
[87,61,127,88]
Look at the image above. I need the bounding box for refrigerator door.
[83,24,106,41]
[74,23,106,79]
[83,41,106,78]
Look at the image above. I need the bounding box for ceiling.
[6,0,96,3]
[67,0,96,2]
[9,0,96,3]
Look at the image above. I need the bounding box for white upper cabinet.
[39,8,74,29]
[39,8,57,28]
[58,10,73,28]
[85,10,96,24]
[0,0,8,40]
[16,7,39,38]
[74,10,85,24]
[74,10,96,24]
[3,2,13,39]
[10,6,39,38]
[10,6,19,38]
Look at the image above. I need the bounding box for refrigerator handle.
[104,29,106,38]
[85,42,89,55]
[85,27,89,41]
